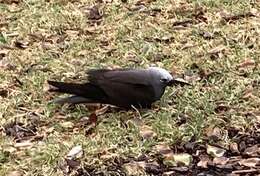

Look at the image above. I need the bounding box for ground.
[0,0,259,175]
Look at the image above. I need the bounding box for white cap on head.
[148,67,173,81]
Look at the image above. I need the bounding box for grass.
[0,0,259,175]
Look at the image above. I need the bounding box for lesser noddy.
[48,67,189,109]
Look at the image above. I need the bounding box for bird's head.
[148,67,174,86]
[148,67,191,87]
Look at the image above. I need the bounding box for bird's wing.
[87,69,151,85]
[87,69,156,107]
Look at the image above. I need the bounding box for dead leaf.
[197,155,209,168]
[100,152,119,161]
[4,121,37,141]
[123,161,146,175]
[243,145,259,157]
[0,58,16,70]
[65,30,79,38]
[87,6,103,21]
[205,126,222,141]
[213,156,229,165]
[143,162,161,175]
[229,142,240,154]
[164,153,192,167]
[154,143,172,155]
[232,168,258,174]
[65,158,81,169]
[208,45,226,55]
[139,125,156,139]
[163,171,175,175]
[171,166,189,172]
[77,50,89,57]
[60,121,74,129]
[237,59,255,69]
[239,158,260,168]
[66,145,83,160]
[14,141,33,148]
[207,145,226,157]
[4,146,16,153]
[6,170,23,176]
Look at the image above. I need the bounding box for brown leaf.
[232,168,258,174]
[66,145,83,160]
[4,121,37,141]
[243,145,259,157]
[139,125,156,139]
[60,121,74,129]
[229,142,240,154]
[6,170,23,176]
[207,145,226,157]
[208,45,226,55]
[213,156,229,165]
[65,159,81,169]
[239,158,260,168]
[14,141,33,148]
[237,59,256,69]
[163,171,175,175]
[163,153,192,167]
[0,58,16,70]
[197,155,210,168]
[154,143,172,156]
[87,6,103,20]
[123,161,146,175]
[205,126,222,141]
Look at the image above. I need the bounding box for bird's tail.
[48,81,90,96]
[50,95,93,104]
[48,80,108,104]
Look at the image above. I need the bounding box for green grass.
[0,0,259,175]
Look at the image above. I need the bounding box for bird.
[48,67,189,109]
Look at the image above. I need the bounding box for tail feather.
[47,80,107,100]
[51,95,94,104]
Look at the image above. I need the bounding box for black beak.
[167,78,191,86]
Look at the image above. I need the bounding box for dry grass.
[0,0,259,175]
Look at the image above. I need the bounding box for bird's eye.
[160,78,168,83]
